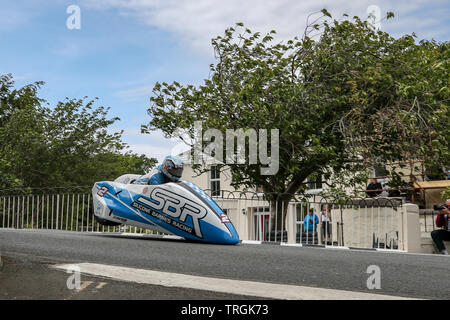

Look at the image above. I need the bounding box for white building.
[178,151,449,253]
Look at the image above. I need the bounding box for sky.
[1,0,449,162]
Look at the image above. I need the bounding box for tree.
[0,74,44,188]
[143,10,449,230]
[0,74,157,189]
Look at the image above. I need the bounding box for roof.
[413,180,450,190]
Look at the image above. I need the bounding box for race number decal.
[221,214,230,223]
[97,186,109,197]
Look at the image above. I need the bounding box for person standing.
[304,208,319,232]
[320,204,332,244]
[303,208,319,244]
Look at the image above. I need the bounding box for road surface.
[1,229,449,300]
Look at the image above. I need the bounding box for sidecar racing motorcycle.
[92,174,240,245]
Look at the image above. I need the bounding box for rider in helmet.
[133,155,183,185]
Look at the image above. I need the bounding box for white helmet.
[160,155,183,182]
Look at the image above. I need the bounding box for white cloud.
[115,84,154,100]
[114,126,188,162]
[127,142,170,163]
[126,140,190,164]
[0,3,34,33]
[83,0,448,55]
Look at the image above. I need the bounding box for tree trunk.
[269,195,293,241]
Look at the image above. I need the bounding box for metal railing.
[208,190,404,250]
[0,187,161,235]
[299,200,402,250]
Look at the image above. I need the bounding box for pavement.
[0,255,262,300]
[0,228,449,300]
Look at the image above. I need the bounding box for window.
[306,175,323,193]
[307,177,322,190]
[210,165,221,197]
[374,165,388,178]
[372,165,388,186]
[255,206,270,213]
[424,164,446,181]
[296,203,311,221]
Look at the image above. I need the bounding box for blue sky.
[1,0,449,162]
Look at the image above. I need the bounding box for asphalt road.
[0,229,449,300]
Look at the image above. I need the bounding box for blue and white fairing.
[92,177,240,245]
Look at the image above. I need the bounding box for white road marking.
[280,243,303,247]
[325,245,350,250]
[77,281,93,292]
[52,263,418,300]
[95,282,108,289]
[118,233,184,240]
[240,240,262,245]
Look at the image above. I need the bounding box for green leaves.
[0,75,158,188]
[144,10,448,201]
[321,8,332,18]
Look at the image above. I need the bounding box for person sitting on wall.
[431,199,450,255]
[366,178,383,198]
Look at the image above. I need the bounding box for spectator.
[320,204,332,243]
[431,199,450,255]
[366,178,382,198]
[303,208,319,232]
